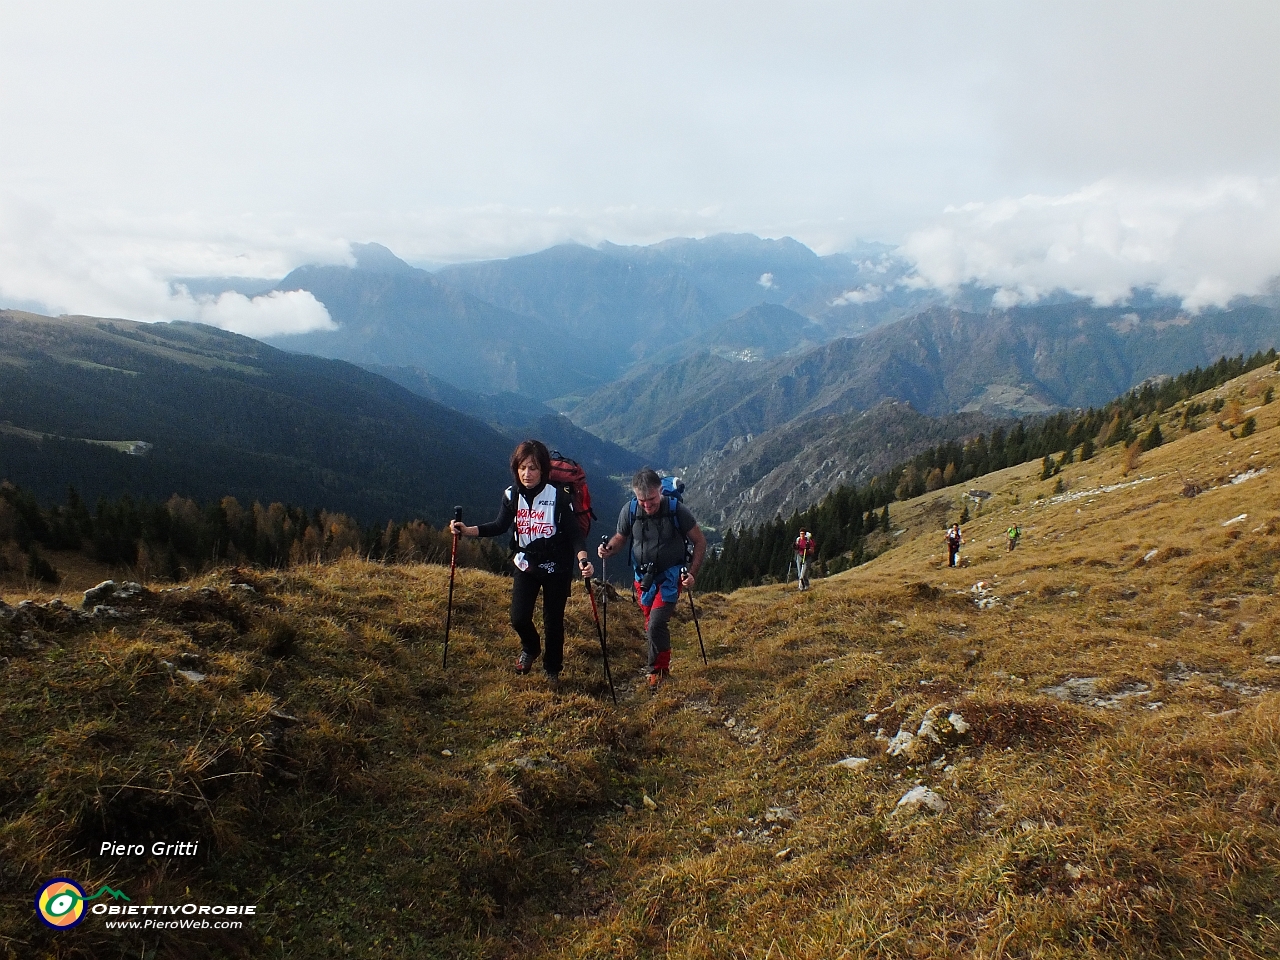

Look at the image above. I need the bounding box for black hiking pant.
[510,566,572,675]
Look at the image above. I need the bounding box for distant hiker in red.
[794,529,815,590]
[451,440,593,692]
[598,468,707,691]
[945,524,962,567]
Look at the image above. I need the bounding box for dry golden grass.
[3,364,1280,958]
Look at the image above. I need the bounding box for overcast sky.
[1,1,1278,332]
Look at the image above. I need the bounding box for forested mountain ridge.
[0,311,514,524]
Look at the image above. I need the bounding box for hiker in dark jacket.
[451,440,592,690]
[597,467,707,690]
[946,524,962,567]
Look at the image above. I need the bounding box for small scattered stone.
[833,757,870,772]
[1265,656,1280,666]
[642,794,658,811]
[774,847,793,860]
[441,749,453,757]
[885,730,915,757]
[83,581,117,608]
[894,786,947,815]
[764,806,796,823]
[176,669,206,684]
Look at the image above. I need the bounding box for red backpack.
[548,452,594,538]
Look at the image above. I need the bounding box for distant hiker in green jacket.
[1007,524,1021,552]
[451,440,593,691]
[598,468,707,691]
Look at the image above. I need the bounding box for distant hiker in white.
[794,529,815,590]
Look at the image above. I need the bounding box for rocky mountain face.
[679,401,997,531]
[569,300,1280,469]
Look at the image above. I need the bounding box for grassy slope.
[3,367,1280,959]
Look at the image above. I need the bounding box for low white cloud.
[758,272,774,289]
[902,177,1280,310]
[190,289,334,337]
[830,285,885,306]
[0,194,344,336]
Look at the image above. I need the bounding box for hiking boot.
[546,673,561,693]
[514,652,536,675]
[646,668,669,692]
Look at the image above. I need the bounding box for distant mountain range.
[18,234,1276,538]
[569,299,1280,469]
[261,236,933,403]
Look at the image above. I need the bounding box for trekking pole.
[442,506,462,670]
[600,535,609,657]
[682,566,708,665]
[584,563,617,704]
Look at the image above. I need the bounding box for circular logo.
[36,879,87,928]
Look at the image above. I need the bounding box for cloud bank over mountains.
[4,177,1280,338]
[901,177,1280,311]
[0,198,339,333]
